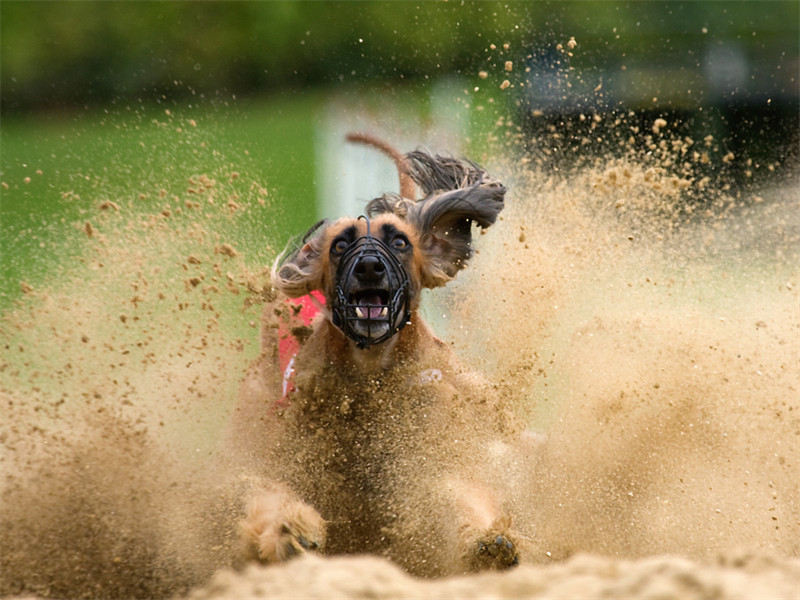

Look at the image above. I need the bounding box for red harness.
[277,291,325,407]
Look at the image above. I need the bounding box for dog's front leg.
[448,478,520,571]
[238,484,326,564]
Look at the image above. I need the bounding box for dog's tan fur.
[226,138,525,576]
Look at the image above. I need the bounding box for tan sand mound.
[187,552,800,600]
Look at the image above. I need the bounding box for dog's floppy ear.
[272,219,329,297]
[405,151,505,288]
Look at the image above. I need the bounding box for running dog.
[227,135,524,576]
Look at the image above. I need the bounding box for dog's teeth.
[380,307,388,318]
[355,306,365,318]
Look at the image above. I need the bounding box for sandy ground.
[185,552,800,600]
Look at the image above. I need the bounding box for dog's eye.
[332,238,349,255]
[391,235,409,250]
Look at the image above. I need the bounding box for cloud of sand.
[1,111,798,599]
[436,150,800,561]
[0,132,277,597]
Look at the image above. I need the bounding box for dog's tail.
[346,132,417,201]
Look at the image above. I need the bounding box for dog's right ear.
[405,152,506,288]
[271,219,329,298]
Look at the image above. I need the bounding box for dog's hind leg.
[237,484,326,565]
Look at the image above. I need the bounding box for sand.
[1,106,798,599]
[187,553,800,600]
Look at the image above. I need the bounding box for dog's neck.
[321,312,429,374]
[348,335,402,372]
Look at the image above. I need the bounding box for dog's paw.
[239,488,326,564]
[270,515,325,561]
[472,533,519,570]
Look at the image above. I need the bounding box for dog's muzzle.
[331,218,411,349]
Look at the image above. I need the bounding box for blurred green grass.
[0,91,323,307]
[1,81,509,308]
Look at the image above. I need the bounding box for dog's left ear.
[405,152,506,288]
[272,219,330,297]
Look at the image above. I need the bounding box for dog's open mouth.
[350,290,389,320]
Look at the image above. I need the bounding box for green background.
[2,1,798,306]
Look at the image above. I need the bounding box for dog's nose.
[354,255,386,281]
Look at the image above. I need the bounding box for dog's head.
[273,150,506,349]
